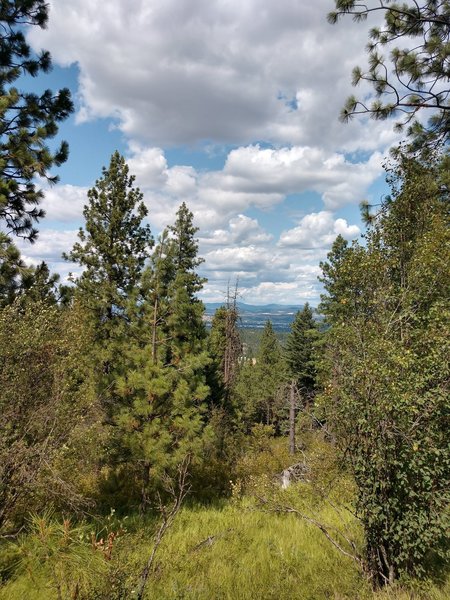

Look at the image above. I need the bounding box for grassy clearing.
[135,501,365,599]
[1,434,448,599]
[2,498,448,599]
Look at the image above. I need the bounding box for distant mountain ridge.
[204,302,307,331]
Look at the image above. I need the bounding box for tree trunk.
[151,296,158,364]
[289,379,296,455]
[140,462,150,515]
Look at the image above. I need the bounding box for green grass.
[137,501,364,599]
[1,497,449,599]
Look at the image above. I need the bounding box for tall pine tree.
[0,0,73,240]
[115,203,212,509]
[64,151,153,382]
[285,303,318,402]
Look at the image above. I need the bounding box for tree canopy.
[0,0,73,240]
[319,151,450,583]
[328,1,450,148]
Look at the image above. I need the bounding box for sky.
[17,0,402,306]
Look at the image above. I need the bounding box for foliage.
[255,321,286,427]
[208,295,242,408]
[328,1,450,148]
[0,299,101,529]
[231,425,293,496]
[0,233,69,307]
[9,511,107,599]
[1,441,449,599]
[0,0,73,240]
[64,151,152,328]
[319,151,450,584]
[64,151,153,400]
[114,203,212,509]
[284,303,319,401]
[232,320,286,431]
[0,233,26,306]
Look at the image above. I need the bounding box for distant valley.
[204,302,308,332]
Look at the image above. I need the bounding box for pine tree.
[0,0,73,240]
[64,151,153,379]
[319,234,356,323]
[0,233,67,307]
[0,233,25,306]
[165,202,207,361]
[285,303,318,401]
[208,292,242,418]
[115,203,212,509]
[255,320,284,426]
[328,1,450,148]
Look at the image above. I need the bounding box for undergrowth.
[0,436,448,599]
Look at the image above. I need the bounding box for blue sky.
[17,0,401,305]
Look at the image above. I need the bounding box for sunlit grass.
[1,498,448,599]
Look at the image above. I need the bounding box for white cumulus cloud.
[278,211,360,248]
[28,0,398,151]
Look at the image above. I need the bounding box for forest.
[0,2,449,599]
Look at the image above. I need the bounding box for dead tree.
[222,280,242,391]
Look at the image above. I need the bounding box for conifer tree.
[0,233,67,307]
[0,233,25,306]
[115,203,211,508]
[318,235,356,323]
[254,320,284,426]
[328,1,450,148]
[209,285,241,394]
[165,202,207,360]
[285,303,318,401]
[0,0,73,240]
[64,151,153,379]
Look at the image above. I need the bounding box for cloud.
[21,142,366,305]
[129,143,382,235]
[278,211,360,248]
[37,143,378,231]
[28,0,397,151]
[222,145,383,208]
[199,214,272,246]
[18,229,79,261]
[40,182,88,222]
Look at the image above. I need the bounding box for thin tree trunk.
[135,457,191,600]
[140,462,150,515]
[151,296,158,364]
[289,379,296,455]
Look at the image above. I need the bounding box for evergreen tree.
[253,321,284,427]
[0,0,73,240]
[64,151,153,379]
[285,303,318,401]
[318,234,359,323]
[165,202,207,361]
[115,203,212,509]
[0,233,67,307]
[328,1,450,148]
[0,233,25,306]
[209,301,241,395]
